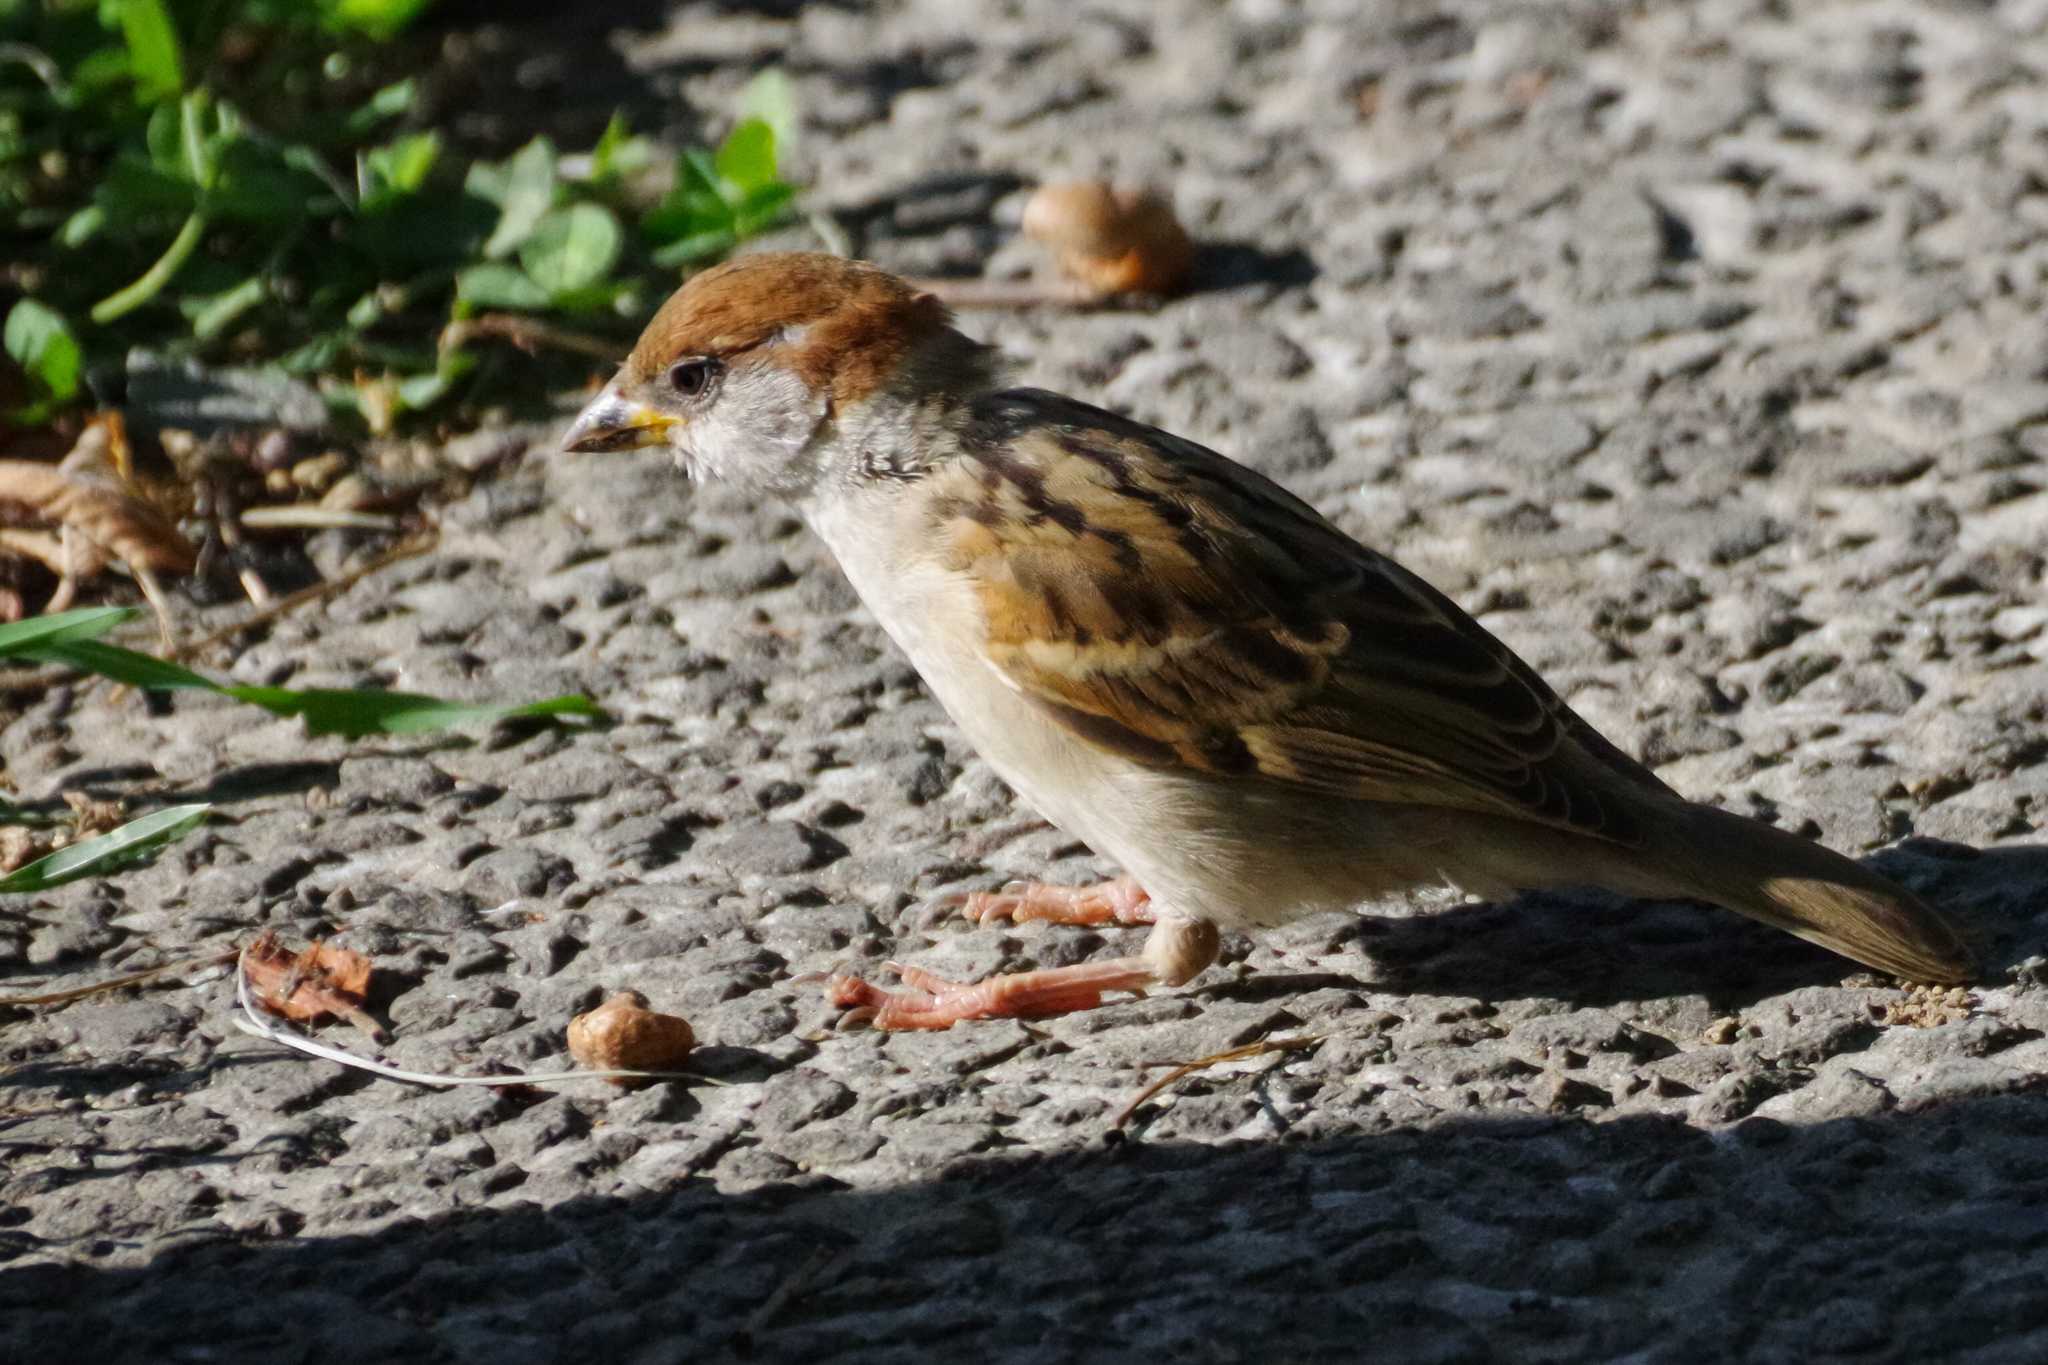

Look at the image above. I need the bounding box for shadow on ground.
[5,1091,2047,1363]
[5,842,2043,1361]
[1342,840,2048,1011]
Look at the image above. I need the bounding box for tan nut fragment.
[1021,181,1195,297]
[568,991,695,1087]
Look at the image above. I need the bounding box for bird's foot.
[939,875,1153,927]
[826,957,1156,1030]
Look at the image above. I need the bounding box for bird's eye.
[666,357,720,399]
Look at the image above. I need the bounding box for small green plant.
[0,605,604,736]
[0,604,606,891]
[2,3,801,430]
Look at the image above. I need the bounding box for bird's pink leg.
[827,917,1220,1031]
[951,875,1154,927]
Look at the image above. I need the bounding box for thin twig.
[1112,1033,1324,1129]
[174,527,437,661]
[235,565,275,607]
[0,41,63,93]
[0,949,237,1008]
[231,945,708,1089]
[240,506,402,532]
[440,313,624,360]
[903,276,1103,309]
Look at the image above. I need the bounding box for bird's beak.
[561,391,678,453]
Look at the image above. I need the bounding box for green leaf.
[179,276,265,339]
[393,350,473,413]
[480,136,557,258]
[676,147,726,201]
[463,158,509,206]
[733,181,796,236]
[28,636,607,738]
[455,262,552,311]
[178,89,218,187]
[343,78,418,138]
[586,112,655,185]
[345,289,385,328]
[3,300,82,403]
[204,135,335,224]
[58,204,107,248]
[359,131,440,212]
[118,0,183,102]
[25,639,214,689]
[318,0,436,41]
[651,227,737,268]
[0,607,134,659]
[279,142,353,205]
[394,370,453,411]
[714,118,778,194]
[544,280,633,315]
[519,203,622,296]
[278,331,348,375]
[737,68,798,153]
[641,188,734,245]
[144,100,183,175]
[0,804,210,894]
[95,154,199,218]
[71,46,134,96]
[217,686,606,738]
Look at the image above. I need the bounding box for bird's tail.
[1650,802,1976,983]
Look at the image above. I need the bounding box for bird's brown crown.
[625,252,955,408]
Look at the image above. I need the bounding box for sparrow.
[563,251,1976,1029]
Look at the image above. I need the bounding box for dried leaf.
[240,930,386,1042]
[567,990,695,1087]
[1021,181,1195,297]
[62,790,127,837]
[0,528,108,581]
[0,459,197,577]
[0,825,44,874]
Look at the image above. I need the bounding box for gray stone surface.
[7,1,2048,1360]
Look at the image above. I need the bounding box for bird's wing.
[926,390,1674,845]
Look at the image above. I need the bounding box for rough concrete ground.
[6,0,2048,1359]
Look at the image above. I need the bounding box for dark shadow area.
[1340,839,2048,1011]
[157,761,346,807]
[8,760,341,815]
[1188,242,1321,294]
[837,170,1032,255]
[5,1093,2047,1362]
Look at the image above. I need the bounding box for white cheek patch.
[691,363,829,489]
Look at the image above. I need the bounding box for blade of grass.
[25,638,216,689]
[0,804,210,894]
[0,607,137,658]
[216,686,605,738]
[29,637,606,737]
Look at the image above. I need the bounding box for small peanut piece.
[1020,181,1195,297]
[567,990,695,1087]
